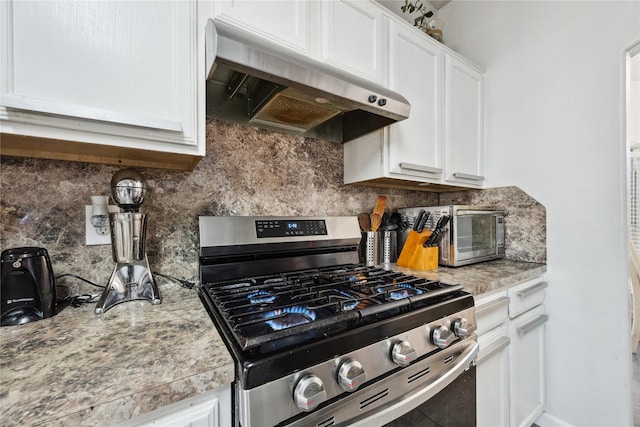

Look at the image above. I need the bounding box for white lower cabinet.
[475,291,510,427]
[117,385,231,427]
[475,276,546,427]
[509,304,547,427]
[477,327,511,427]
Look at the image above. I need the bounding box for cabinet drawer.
[475,292,509,335]
[508,277,547,319]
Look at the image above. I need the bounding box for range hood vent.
[205,20,411,143]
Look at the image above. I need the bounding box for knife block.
[406,246,439,271]
[396,228,438,270]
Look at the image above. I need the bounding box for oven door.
[382,365,476,426]
[284,340,478,427]
[350,341,477,427]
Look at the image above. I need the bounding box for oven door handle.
[349,341,479,427]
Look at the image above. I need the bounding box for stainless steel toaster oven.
[398,205,506,267]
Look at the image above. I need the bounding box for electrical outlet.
[85,205,120,245]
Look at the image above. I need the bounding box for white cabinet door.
[387,22,444,181]
[321,0,385,84]
[444,54,485,187]
[0,0,203,169]
[117,386,232,427]
[213,0,313,56]
[475,291,510,427]
[477,328,510,427]
[343,15,485,191]
[509,304,547,427]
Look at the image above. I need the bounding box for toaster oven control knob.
[293,374,326,412]
[337,358,367,392]
[453,318,477,338]
[432,326,456,349]
[391,341,417,367]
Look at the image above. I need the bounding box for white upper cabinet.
[344,14,485,190]
[0,0,203,170]
[445,55,485,185]
[213,0,385,84]
[320,0,386,84]
[387,22,444,180]
[212,0,313,56]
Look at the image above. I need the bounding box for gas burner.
[347,273,368,284]
[336,290,360,311]
[377,283,424,301]
[248,290,277,304]
[265,306,316,331]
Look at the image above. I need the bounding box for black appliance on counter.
[198,216,478,427]
[1,247,57,326]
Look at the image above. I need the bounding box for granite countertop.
[0,282,234,427]
[396,259,548,296]
[0,259,545,426]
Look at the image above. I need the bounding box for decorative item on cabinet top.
[401,0,444,42]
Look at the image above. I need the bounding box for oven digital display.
[255,220,327,238]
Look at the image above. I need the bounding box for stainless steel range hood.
[205,20,411,143]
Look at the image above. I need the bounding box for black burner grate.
[200,264,463,352]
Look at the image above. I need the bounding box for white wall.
[438,1,640,425]
[631,53,639,148]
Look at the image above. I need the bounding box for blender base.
[95,255,161,314]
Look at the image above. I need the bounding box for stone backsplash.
[0,119,545,293]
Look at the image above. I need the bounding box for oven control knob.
[432,325,456,349]
[391,341,417,367]
[293,374,326,412]
[337,358,367,392]
[453,318,477,338]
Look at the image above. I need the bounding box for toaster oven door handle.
[348,341,479,427]
[452,172,485,181]
[398,162,443,175]
[455,209,505,216]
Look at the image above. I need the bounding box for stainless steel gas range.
[198,216,478,427]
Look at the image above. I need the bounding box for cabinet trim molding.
[477,336,511,364]
[0,133,202,171]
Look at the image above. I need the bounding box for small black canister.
[1,247,57,326]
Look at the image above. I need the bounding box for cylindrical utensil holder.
[359,231,398,266]
[360,232,381,266]
[381,230,398,264]
[110,212,147,263]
